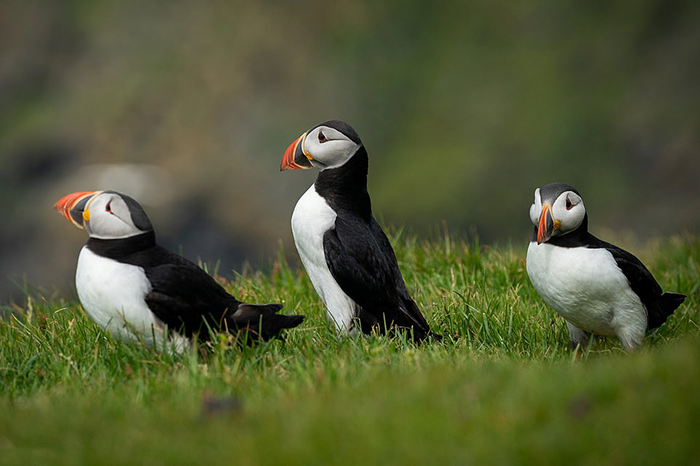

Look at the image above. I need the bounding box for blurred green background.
[1,0,698,303]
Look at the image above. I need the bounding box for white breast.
[291,184,358,332]
[526,241,647,343]
[75,247,188,351]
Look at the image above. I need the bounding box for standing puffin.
[526,183,685,351]
[280,120,438,341]
[54,190,304,350]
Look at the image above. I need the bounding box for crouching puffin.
[526,183,685,351]
[280,120,438,341]
[54,190,304,350]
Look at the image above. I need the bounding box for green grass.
[1,232,699,465]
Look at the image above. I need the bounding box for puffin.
[526,182,685,351]
[280,120,438,341]
[54,190,304,351]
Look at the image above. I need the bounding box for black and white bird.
[280,120,438,341]
[526,183,685,351]
[54,190,304,351]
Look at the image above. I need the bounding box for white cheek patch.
[314,141,360,170]
[529,188,542,226]
[88,212,141,239]
[529,203,541,226]
[551,192,586,234]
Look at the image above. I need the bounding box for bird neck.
[531,214,591,247]
[314,146,372,220]
[86,230,157,259]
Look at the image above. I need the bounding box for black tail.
[648,292,686,330]
[227,303,304,342]
[356,301,442,343]
[661,292,686,315]
[403,299,442,342]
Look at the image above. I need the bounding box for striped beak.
[537,203,560,244]
[53,191,98,229]
[280,132,313,171]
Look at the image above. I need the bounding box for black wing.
[126,247,304,341]
[601,241,663,302]
[323,215,432,339]
[139,248,236,338]
[591,237,684,330]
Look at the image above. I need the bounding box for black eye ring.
[318,131,327,143]
[105,202,112,213]
[566,198,573,210]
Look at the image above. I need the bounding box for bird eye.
[105,202,112,213]
[318,131,327,143]
[566,198,573,210]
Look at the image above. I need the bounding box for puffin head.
[53,190,153,240]
[280,120,363,172]
[529,183,586,244]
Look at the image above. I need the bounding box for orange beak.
[280,133,313,171]
[537,203,560,244]
[53,191,97,229]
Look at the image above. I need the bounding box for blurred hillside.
[1,0,699,302]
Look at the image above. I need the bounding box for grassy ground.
[1,232,699,465]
